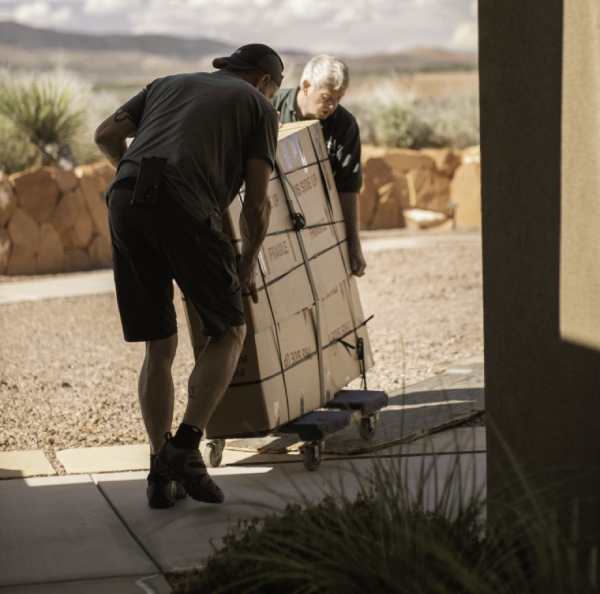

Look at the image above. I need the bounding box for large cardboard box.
[225,163,348,332]
[183,273,373,438]
[319,277,374,400]
[183,120,373,438]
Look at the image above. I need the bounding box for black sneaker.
[147,456,187,509]
[156,433,225,504]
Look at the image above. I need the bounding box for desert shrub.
[344,77,424,148]
[0,68,105,173]
[418,95,480,149]
[370,104,432,149]
[344,76,479,149]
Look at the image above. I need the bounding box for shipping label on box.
[277,123,320,173]
[277,120,333,178]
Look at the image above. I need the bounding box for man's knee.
[227,323,246,347]
[214,324,246,349]
[146,333,178,367]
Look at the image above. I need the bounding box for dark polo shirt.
[272,87,363,193]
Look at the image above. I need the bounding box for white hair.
[299,54,350,91]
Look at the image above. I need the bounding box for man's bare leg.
[183,324,246,430]
[155,324,245,504]
[138,333,178,454]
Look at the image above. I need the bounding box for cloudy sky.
[0,0,478,56]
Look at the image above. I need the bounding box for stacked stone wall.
[360,144,481,231]
[0,163,115,276]
[0,146,481,275]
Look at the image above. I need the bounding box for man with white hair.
[271,54,366,277]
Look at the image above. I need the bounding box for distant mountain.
[0,21,476,88]
[0,21,235,59]
[345,47,477,75]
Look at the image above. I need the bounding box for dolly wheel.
[205,439,225,467]
[359,414,378,441]
[302,442,323,471]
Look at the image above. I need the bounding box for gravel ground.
[0,229,483,472]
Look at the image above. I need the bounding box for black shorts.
[108,186,245,342]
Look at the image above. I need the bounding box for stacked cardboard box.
[183,120,373,439]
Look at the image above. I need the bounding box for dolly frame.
[205,388,388,471]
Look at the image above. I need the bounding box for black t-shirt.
[115,71,279,223]
[272,87,362,193]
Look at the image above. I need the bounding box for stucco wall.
[480,0,600,549]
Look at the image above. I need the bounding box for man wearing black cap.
[94,44,284,508]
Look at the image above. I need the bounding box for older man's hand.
[348,242,367,277]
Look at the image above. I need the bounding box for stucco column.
[479,0,600,549]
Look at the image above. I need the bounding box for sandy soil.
[0,229,483,470]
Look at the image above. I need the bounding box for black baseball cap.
[213,43,284,86]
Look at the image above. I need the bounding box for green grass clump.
[168,454,597,594]
[170,493,484,594]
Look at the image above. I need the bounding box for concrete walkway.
[0,428,486,594]
[0,270,115,305]
[0,229,485,593]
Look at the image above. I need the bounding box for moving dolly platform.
[205,389,389,472]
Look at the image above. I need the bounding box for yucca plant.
[0,69,89,170]
[0,114,40,174]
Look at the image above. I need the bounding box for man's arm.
[94,109,138,169]
[338,191,366,277]
[238,157,273,303]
